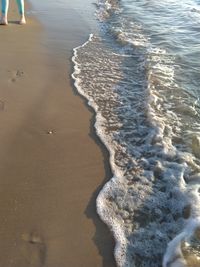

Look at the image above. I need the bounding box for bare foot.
[19,15,26,25]
[0,16,8,25]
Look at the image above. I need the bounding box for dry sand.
[0,1,115,266]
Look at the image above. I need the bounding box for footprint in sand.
[0,100,5,111]
[21,231,46,267]
[9,69,24,83]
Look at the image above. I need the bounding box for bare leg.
[1,0,9,25]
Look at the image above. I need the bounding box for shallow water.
[72,0,200,266]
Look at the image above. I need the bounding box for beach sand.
[0,1,115,266]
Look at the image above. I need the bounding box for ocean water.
[72,0,200,266]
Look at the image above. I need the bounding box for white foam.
[71,33,183,267]
[71,0,200,263]
[72,34,130,266]
[163,218,200,267]
[96,0,120,21]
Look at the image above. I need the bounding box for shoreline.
[0,1,116,266]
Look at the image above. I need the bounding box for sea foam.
[72,0,200,266]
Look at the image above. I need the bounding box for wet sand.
[0,1,115,266]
